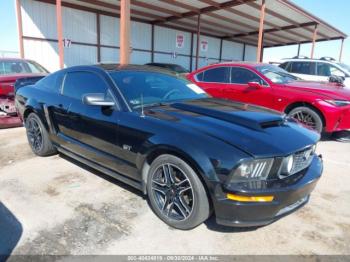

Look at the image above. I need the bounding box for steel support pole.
[339,38,344,62]
[15,0,24,58]
[256,0,266,62]
[310,24,318,59]
[195,14,201,70]
[120,0,130,65]
[56,0,64,69]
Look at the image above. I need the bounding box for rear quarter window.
[36,71,63,93]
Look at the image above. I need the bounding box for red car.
[188,63,350,134]
[0,58,48,128]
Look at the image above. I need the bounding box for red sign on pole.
[200,40,208,52]
[176,34,184,49]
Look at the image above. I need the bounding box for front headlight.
[229,158,274,182]
[324,100,350,107]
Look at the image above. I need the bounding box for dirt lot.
[0,127,350,255]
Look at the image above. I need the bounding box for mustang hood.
[147,98,319,157]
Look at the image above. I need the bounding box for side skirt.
[57,146,143,192]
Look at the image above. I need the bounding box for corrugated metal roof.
[60,0,347,47]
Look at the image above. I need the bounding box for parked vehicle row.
[188,62,350,134]
[0,58,48,128]
[279,57,350,87]
[15,64,323,229]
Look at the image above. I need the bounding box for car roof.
[94,63,181,76]
[282,58,339,64]
[0,58,34,62]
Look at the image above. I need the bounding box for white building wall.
[20,0,257,72]
[101,47,119,62]
[64,45,97,67]
[244,45,258,61]
[21,0,57,39]
[154,26,192,55]
[62,7,97,44]
[100,15,119,47]
[222,40,244,61]
[23,39,59,72]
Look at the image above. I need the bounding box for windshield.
[0,60,48,75]
[256,64,299,84]
[337,63,350,73]
[109,71,208,109]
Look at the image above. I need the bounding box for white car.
[279,57,350,88]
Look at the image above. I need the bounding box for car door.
[55,70,127,174]
[316,62,346,82]
[225,66,274,108]
[289,61,318,81]
[193,66,230,98]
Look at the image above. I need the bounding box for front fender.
[136,132,250,196]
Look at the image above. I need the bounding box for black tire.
[288,106,323,133]
[146,154,210,230]
[25,113,57,156]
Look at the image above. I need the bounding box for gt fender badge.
[123,145,132,151]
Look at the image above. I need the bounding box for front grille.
[291,147,314,175]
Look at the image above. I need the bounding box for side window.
[201,67,230,83]
[196,72,204,81]
[231,67,266,85]
[290,62,315,75]
[62,71,109,101]
[37,71,64,93]
[317,62,345,77]
[279,62,290,71]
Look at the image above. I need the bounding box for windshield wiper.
[133,102,168,109]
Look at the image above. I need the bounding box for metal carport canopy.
[59,0,347,46]
[38,0,347,67]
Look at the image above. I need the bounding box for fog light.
[227,193,274,202]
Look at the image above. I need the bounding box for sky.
[0,0,349,64]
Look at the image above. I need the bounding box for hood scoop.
[171,102,284,131]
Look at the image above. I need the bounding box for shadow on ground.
[0,202,23,260]
[59,154,144,198]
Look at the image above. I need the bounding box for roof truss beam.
[153,0,255,24]
[224,21,317,39]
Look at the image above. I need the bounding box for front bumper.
[0,116,22,129]
[213,155,323,227]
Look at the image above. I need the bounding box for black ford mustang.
[15,64,323,230]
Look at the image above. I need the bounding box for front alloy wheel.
[147,155,210,230]
[151,163,194,221]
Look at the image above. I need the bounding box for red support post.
[195,14,201,70]
[120,0,131,65]
[56,0,64,69]
[310,24,318,59]
[15,0,24,58]
[339,38,344,62]
[256,0,266,62]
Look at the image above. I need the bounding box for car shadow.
[325,130,350,142]
[0,202,23,260]
[204,215,261,233]
[59,153,145,199]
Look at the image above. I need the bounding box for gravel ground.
[0,127,349,255]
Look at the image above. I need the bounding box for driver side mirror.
[247,81,263,89]
[83,93,115,107]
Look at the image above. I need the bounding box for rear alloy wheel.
[288,106,323,133]
[25,113,57,156]
[147,154,210,230]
